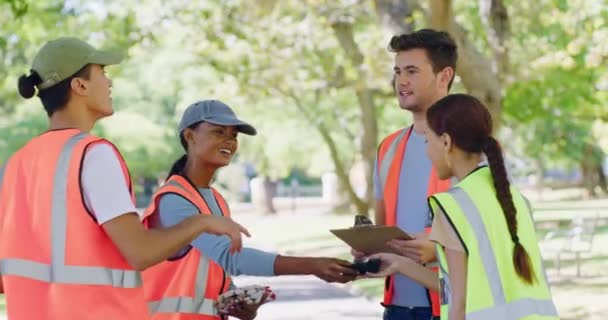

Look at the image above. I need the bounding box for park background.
[1,0,607,319]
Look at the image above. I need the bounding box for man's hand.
[387,233,436,264]
[200,215,250,254]
[310,258,359,283]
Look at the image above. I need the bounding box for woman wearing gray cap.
[142,99,359,320]
[0,37,248,320]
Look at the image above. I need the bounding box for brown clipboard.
[330,225,413,255]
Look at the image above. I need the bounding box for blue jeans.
[383,306,436,320]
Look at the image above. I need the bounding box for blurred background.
[1,0,607,319]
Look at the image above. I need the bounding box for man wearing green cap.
[0,37,250,319]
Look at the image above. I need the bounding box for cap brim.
[206,116,257,136]
[88,50,124,66]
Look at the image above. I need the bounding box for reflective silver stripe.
[165,180,189,193]
[52,133,88,268]
[378,129,408,194]
[448,187,557,318]
[164,180,198,202]
[200,189,223,216]
[0,259,141,287]
[148,256,213,315]
[0,133,142,288]
[449,187,505,304]
[148,296,217,315]
[194,255,211,297]
[467,298,557,320]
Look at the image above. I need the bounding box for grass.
[0,296,4,313]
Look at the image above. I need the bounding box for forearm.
[193,234,276,276]
[397,259,439,291]
[449,302,465,320]
[135,215,209,269]
[273,256,317,275]
[104,213,208,270]
[446,248,467,320]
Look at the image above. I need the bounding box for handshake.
[349,258,382,275]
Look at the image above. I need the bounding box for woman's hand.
[360,253,410,278]
[310,258,359,283]
[224,292,270,320]
[386,233,436,264]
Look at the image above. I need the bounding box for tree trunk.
[428,0,505,127]
[282,90,369,215]
[598,163,607,194]
[330,21,378,216]
[316,122,370,215]
[580,142,597,198]
[478,0,510,80]
[581,161,596,199]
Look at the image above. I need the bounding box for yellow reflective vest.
[429,166,558,320]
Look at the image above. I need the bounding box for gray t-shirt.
[150,187,277,276]
[374,130,432,307]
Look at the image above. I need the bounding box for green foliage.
[1,0,607,190]
[2,0,28,17]
[501,0,608,169]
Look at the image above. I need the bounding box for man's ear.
[70,77,88,96]
[440,67,454,89]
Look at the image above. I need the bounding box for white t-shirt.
[81,143,140,225]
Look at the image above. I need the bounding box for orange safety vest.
[142,174,232,320]
[0,129,148,319]
[377,126,450,316]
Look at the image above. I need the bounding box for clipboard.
[330,225,413,255]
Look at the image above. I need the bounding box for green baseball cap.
[179,100,257,135]
[32,37,123,90]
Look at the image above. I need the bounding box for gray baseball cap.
[178,100,257,135]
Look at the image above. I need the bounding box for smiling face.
[393,48,451,113]
[182,122,239,168]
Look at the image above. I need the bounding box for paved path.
[231,210,384,319]
[233,275,383,319]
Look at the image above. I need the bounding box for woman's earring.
[444,152,452,170]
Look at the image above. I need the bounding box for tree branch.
[373,0,415,34]
[279,87,368,213]
[479,0,510,81]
